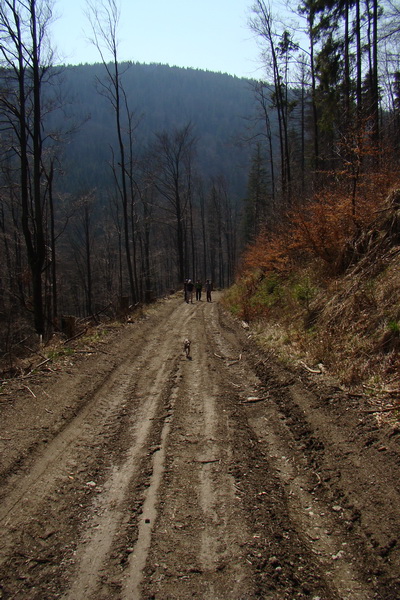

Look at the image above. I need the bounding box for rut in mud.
[1,294,400,599]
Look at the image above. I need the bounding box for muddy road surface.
[1,294,400,599]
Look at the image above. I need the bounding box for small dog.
[183,338,191,359]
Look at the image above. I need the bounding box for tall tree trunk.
[356,0,362,116]
[83,203,93,315]
[344,0,351,122]
[114,65,136,304]
[372,0,379,147]
[309,7,320,175]
[200,188,207,280]
[87,0,137,304]
[47,163,58,325]
[31,1,45,334]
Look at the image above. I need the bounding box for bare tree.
[251,80,276,204]
[149,123,197,285]
[0,0,55,336]
[250,0,297,204]
[86,0,138,304]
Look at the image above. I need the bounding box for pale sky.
[51,0,263,79]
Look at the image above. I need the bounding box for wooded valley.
[1,0,400,369]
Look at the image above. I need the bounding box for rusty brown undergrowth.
[223,182,400,402]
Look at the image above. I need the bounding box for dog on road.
[183,338,191,359]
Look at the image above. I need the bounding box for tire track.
[121,367,181,599]
[0,300,192,598]
[214,305,399,599]
[62,305,196,599]
[139,299,255,599]
[2,295,399,600]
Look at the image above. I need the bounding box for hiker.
[186,279,194,303]
[195,280,202,301]
[205,279,212,302]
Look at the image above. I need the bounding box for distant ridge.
[54,62,258,198]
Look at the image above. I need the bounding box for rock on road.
[1,293,400,599]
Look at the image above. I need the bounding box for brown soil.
[1,293,400,600]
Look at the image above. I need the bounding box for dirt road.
[1,294,400,599]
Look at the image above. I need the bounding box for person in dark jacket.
[195,280,202,301]
[186,279,194,303]
[205,280,212,302]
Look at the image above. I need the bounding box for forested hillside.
[58,63,256,196]
[0,0,265,357]
[2,0,400,382]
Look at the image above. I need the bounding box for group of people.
[184,279,212,303]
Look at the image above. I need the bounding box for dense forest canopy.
[0,0,400,354]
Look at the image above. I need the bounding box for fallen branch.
[22,358,51,379]
[214,352,242,363]
[63,328,88,345]
[362,406,400,414]
[300,360,323,374]
[33,357,51,370]
[363,384,400,396]
[23,385,36,398]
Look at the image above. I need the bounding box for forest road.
[1,293,400,599]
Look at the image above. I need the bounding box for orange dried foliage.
[241,176,395,277]
[241,229,290,275]
[288,192,356,265]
